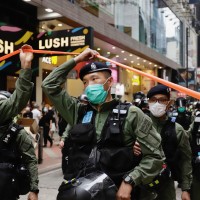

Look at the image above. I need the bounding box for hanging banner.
[178,68,195,90]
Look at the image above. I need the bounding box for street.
[19,169,63,200]
[19,168,182,200]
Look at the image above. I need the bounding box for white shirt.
[31,108,41,124]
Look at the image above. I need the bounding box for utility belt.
[143,164,171,192]
[0,162,15,170]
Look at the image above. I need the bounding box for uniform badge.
[82,111,93,123]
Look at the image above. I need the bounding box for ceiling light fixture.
[45,8,53,12]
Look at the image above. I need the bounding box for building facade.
[0,0,199,105]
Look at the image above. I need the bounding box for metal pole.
[186,27,189,88]
[38,127,43,164]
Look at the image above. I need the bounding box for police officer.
[134,84,192,200]
[187,112,200,200]
[0,45,39,200]
[133,92,150,116]
[42,48,164,200]
[175,97,192,130]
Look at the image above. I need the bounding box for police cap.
[147,84,170,99]
[79,62,112,80]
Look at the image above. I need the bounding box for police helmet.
[0,90,11,100]
[57,171,117,200]
[175,97,187,107]
[133,91,145,107]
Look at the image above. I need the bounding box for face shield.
[57,171,117,200]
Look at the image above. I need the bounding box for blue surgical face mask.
[85,77,110,104]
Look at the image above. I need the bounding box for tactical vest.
[191,115,200,158]
[160,118,181,182]
[175,113,191,130]
[63,101,141,186]
[0,123,23,164]
[0,123,30,195]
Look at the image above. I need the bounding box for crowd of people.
[1,45,200,200]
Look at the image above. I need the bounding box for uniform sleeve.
[42,59,79,125]
[176,123,193,190]
[61,123,72,141]
[0,69,34,123]
[125,106,165,186]
[16,129,39,191]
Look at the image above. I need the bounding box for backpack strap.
[1,123,23,147]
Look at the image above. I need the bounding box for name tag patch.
[82,111,93,123]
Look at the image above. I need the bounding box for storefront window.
[75,0,183,65]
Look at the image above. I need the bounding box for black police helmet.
[79,62,112,80]
[0,90,11,100]
[175,97,187,107]
[57,171,117,200]
[133,91,145,101]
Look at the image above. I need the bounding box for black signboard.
[0,27,36,75]
[37,27,93,53]
[0,26,94,75]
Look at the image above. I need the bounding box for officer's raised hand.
[20,44,34,69]
[74,48,99,63]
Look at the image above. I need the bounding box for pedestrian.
[39,107,53,147]
[0,44,39,200]
[42,48,164,200]
[22,105,33,118]
[175,97,192,131]
[133,84,192,200]
[31,103,41,125]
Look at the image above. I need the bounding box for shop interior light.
[143,60,146,62]
[116,55,119,57]
[112,46,116,49]
[131,61,134,63]
[154,64,157,67]
[107,52,110,54]
[129,54,133,56]
[97,48,101,51]
[137,57,140,59]
[58,23,63,27]
[45,8,53,12]
[121,50,125,53]
[124,58,127,60]
[137,63,140,65]
[149,62,152,64]
[23,0,31,2]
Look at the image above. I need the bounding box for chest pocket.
[69,123,96,145]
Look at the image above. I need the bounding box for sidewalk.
[35,134,62,174]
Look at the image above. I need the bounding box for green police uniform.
[0,69,39,196]
[151,114,192,200]
[42,58,165,188]
[187,120,200,200]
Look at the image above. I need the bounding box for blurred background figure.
[133,91,150,116]
[31,103,41,125]
[22,105,33,118]
[175,97,192,130]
